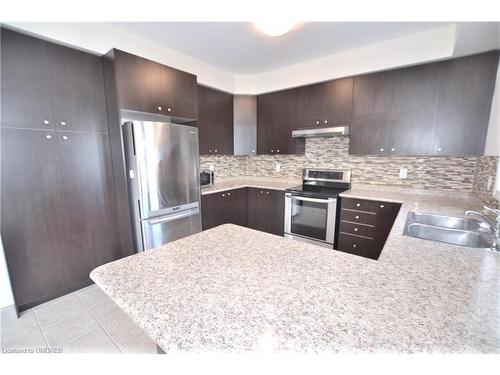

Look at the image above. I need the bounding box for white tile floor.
[0,284,157,354]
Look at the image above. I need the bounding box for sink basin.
[405,223,494,248]
[405,211,483,231]
[404,210,495,249]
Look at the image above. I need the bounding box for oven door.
[284,193,337,245]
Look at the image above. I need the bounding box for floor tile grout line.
[75,293,123,353]
[32,310,50,349]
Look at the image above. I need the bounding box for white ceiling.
[112,22,452,74]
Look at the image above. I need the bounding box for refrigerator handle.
[148,209,200,225]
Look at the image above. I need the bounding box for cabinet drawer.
[337,233,382,260]
[341,198,381,212]
[339,209,377,225]
[339,221,376,238]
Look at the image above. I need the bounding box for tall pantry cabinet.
[0,28,128,311]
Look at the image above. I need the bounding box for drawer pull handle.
[354,228,359,232]
[352,244,357,248]
[380,204,385,208]
[356,203,360,207]
[355,215,359,219]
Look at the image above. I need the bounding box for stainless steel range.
[284,169,351,248]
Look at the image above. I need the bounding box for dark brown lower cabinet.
[201,188,248,230]
[201,187,284,236]
[0,128,122,310]
[336,197,401,260]
[247,188,285,236]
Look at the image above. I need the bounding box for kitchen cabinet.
[433,51,499,156]
[1,28,108,132]
[201,188,247,230]
[234,95,257,155]
[349,70,394,155]
[1,129,121,310]
[247,188,285,236]
[114,49,198,119]
[337,197,401,260]
[296,78,353,128]
[257,90,305,155]
[350,51,499,156]
[197,85,234,155]
[1,29,125,311]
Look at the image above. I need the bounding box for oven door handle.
[285,193,335,204]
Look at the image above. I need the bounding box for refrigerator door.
[141,208,201,250]
[131,120,200,219]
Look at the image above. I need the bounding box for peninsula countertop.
[91,186,500,353]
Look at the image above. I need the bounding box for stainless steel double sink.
[404,211,498,250]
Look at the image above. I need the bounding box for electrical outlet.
[275,163,281,172]
[399,168,408,179]
[487,176,493,190]
[209,164,215,172]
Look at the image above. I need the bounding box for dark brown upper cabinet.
[113,49,197,119]
[433,51,499,156]
[257,89,305,155]
[1,28,108,133]
[296,78,353,128]
[197,85,234,155]
[350,70,394,155]
[350,51,499,156]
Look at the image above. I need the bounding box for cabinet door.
[300,78,353,127]
[224,188,248,227]
[57,132,122,281]
[201,193,224,230]
[163,66,198,119]
[114,50,164,114]
[48,43,109,133]
[387,63,440,155]
[197,85,215,154]
[215,91,234,155]
[247,188,266,231]
[266,190,285,236]
[0,128,67,307]
[257,94,275,154]
[350,71,394,155]
[1,28,54,129]
[433,52,499,156]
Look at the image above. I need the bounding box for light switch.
[399,168,408,179]
[275,163,281,172]
[129,170,135,179]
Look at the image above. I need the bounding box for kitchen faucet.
[466,206,500,247]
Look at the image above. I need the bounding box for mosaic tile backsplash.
[200,137,499,205]
[473,156,499,209]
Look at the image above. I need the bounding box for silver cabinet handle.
[380,204,385,208]
[167,107,171,112]
[352,244,357,248]
[60,121,67,126]
[61,135,68,141]
[391,148,395,152]
[354,228,359,232]
[271,149,274,153]
[260,190,263,194]
[379,148,384,152]
[45,134,52,139]
[316,120,320,125]
[324,120,328,124]
[276,149,280,153]
[437,147,442,152]
[355,215,360,219]
[252,149,255,153]
[214,149,218,153]
[43,120,50,125]
[266,191,269,195]
[227,192,231,196]
[222,194,225,197]
[356,203,361,207]
[287,193,334,204]
[209,149,212,153]
[157,106,162,111]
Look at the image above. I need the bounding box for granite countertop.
[200,176,300,195]
[91,183,500,353]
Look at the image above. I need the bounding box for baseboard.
[17,279,94,312]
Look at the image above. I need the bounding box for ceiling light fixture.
[253,20,297,37]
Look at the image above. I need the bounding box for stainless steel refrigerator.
[122,111,202,251]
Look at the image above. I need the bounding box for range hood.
[292,126,350,138]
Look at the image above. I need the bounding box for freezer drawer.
[140,208,201,250]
